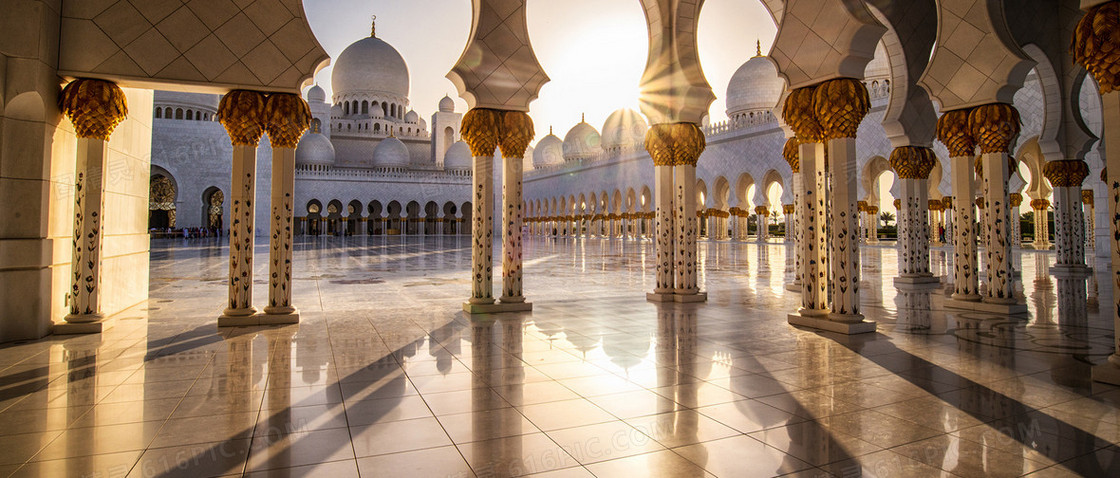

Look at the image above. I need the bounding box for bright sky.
[302,0,777,143]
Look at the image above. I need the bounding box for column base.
[784,283,802,292]
[219,308,300,326]
[944,298,1027,315]
[646,291,708,303]
[55,314,115,335]
[1092,355,1120,385]
[893,275,941,287]
[787,313,877,335]
[463,301,533,314]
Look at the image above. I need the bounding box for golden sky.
[303,0,777,143]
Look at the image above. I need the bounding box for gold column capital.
[968,103,1021,154]
[976,197,987,209]
[1010,192,1023,207]
[782,86,823,142]
[644,123,706,166]
[460,108,503,157]
[857,200,869,212]
[894,199,902,209]
[1042,159,1090,187]
[782,137,801,173]
[1072,1,1120,94]
[941,196,953,209]
[1031,198,1051,210]
[783,204,795,214]
[264,93,312,149]
[868,206,879,214]
[499,111,534,159]
[755,206,770,216]
[218,90,267,146]
[813,78,871,140]
[936,109,974,158]
[928,199,942,211]
[1082,189,1095,206]
[889,146,937,179]
[59,78,129,140]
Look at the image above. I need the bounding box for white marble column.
[755,208,769,243]
[1033,200,1051,249]
[1047,163,1088,272]
[980,151,1017,306]
[58,79,128,332]
[828,137,862,321]
[798,142,828,315]
[1083,190,1096,253]
[1092,88,1120,384]
[951,155,980,300]
[264,143,297,318]
[224,142,260,318]
[1010,194,1023,248]
[898,178,932,279]
[674,164,699,295]
[500,151,530,309]
[469,154,495,307]
[653,165,675,296]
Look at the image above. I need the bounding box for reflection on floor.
[1,236,1118,477]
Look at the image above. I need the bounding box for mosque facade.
[150,28,474,237]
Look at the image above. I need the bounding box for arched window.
[344,102,350,115]
[186,109,193,120]
[362,100,369,115]
[374,123,381,132]
[175,108,183,119]
[347,124,351,131]
[382,103,388,117]
[155,108,162,119]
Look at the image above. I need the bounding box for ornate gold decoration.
[868,206,879,214]
[889,146,936,179]
[813,78,871,140]
[857,201,869,212]
[968,103,1021,154]
[499,111,535,159]
[782,137,801,173]
[783,204,795,214]
[1031,198,1051,210]
[941,196,953,208]
[59,78,129,140]
[1071,2,1120,94]
[263,94,312,149]
[976,197,986,209]
[644,123,706,166]
[893,199,901,209]
[928,200,942,211]
[218,90,267,146]
[936,109,974,158]
[782,87,823,142]
[1042,160,1090,187]
[755,206,769,216]
[149,176,176,210]
[1082,189,1095,206]
[461,108,503,157]
[1009,193,1023,207]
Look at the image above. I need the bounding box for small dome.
[295,133,335,166]
[601,109,648,151]
[372,136,410,168]
[370,107,384,119]
[330,104,342,117]
[417,117,427,130]
[563,118,601,161]
[726,55,784,116]
[444,141,472,169]
[331,33,410,99]
[404,110,419,123]
[533,131,564,168]
[306,85,326,103]
[439,95,455,113]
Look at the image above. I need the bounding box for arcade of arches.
[2,1,1120,477]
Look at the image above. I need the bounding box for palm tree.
[879,211,895,227]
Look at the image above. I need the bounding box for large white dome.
[864,42,890,79]
[533,132,564,169]
[295,133,335,166]
[444,141,472,170]
[726,55,784,117]
[563,119,601,161]
[331,35,410,99]
[372,136,410,168]
[523,145,535,172]
[601,109,648,151]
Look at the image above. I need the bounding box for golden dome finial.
[756,40,762,57]
[371,15,377,38]
[581,113,585,123]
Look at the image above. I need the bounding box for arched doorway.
[443,202,458,234]
[149,174,177,230]
[307,200,323,236]
[202,187,224,232]
[368,201,384,235]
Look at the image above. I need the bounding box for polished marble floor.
[1,235,1119,477]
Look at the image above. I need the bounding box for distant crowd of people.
[148,227,223,239]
